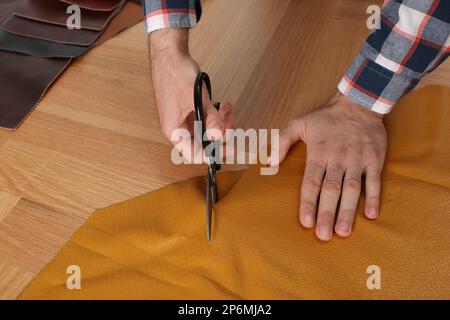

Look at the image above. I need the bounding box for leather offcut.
[0,30,89,58]
[0,0,20,22]
[0,0,70,129]
[0,0,143,129]
[14,0,117,31]
[0,51,71,129]
[61,0,123,12]
[95,0,143,45]
[2,14,102,46]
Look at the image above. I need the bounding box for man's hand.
[149,29,235,158]
[272,93,388,241]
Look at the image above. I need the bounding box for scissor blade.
[209,163,219,204]
[206,172,212,242]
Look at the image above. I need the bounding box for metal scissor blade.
[209,163,219,204]
[206,171,213,242]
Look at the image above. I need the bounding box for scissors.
[194,72,221,242]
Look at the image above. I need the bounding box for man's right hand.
[149,28,235,158]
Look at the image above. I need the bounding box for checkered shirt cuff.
[142,0,201,34]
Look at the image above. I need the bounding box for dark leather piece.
[0,0,128,57]
[0,0,19,23]
[95,0,143,45]
[0,29,89,58]
[2,14,101,46]
[14,0,115,31]
[61,0,122,12]
[0,0,143,129]
[0,51,71,129]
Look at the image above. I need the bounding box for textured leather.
[0,0,132,58]
[0,51,71,129]
[0,30,89,58]
[0,0,69,129]
[0,0,19,22]
[61,0,122,12]
[2,14,101,46]
[95,0,143,45]
[0,0,143,129]
[14,0,116,31]
[18,86,450,299]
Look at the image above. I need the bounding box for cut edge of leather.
[0,58,72,130]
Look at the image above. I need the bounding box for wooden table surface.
[0,0,448,299]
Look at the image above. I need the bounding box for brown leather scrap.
[60,0,123,12]
[2,14,101,46]
[0,0,143,130]
[14,0,116,31]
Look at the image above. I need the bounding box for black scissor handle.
[194,72,221,171]
[194,72,212,150]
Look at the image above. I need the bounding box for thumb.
[204,99,225,141]
[270,118,304,166]
[218,101,236,130]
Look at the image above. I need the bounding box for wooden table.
[0,0,448,298]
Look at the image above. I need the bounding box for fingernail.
[367,207,378,219]
[337,223,350,233]
[301,214,314,228]
[318,225,331,239]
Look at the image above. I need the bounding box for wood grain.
[0,0,448,298]
[0,192,20,224]
[0,200,83,273]
[0,262,35,300]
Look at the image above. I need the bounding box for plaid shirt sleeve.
[338,0,450,114]
[141,0,202,34]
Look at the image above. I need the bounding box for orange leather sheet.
[19,86,450,299]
